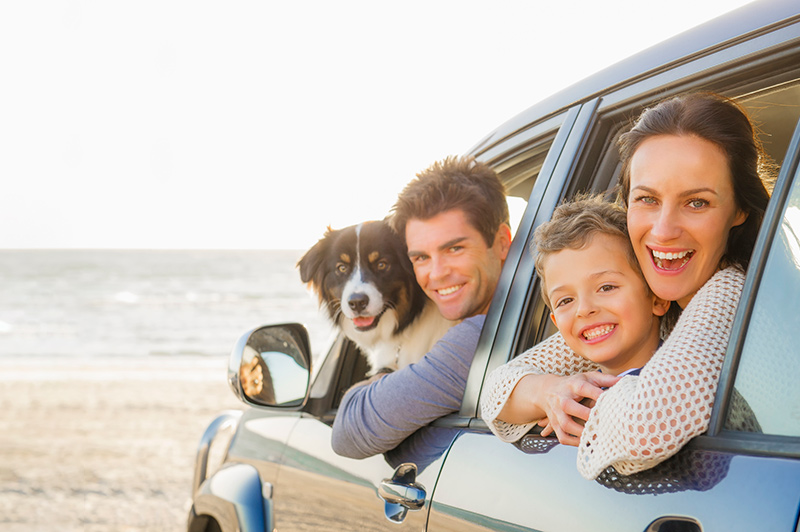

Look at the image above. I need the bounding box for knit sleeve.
[576,266,745,479]
[480,331,600,442]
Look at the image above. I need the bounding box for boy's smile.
[544,233,669,375]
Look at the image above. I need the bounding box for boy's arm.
[331,315,484,459]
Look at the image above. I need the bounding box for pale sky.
[1,0,755,250]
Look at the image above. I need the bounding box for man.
[331,155,512,459]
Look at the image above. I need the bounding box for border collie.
[298,220,455,374]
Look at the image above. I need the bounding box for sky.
[1,0,756,250]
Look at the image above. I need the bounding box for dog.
[298,220,455,374]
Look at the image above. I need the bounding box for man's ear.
[495,223,512,260]
[652,296,670,317]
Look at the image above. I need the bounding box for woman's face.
[627,134,747,308]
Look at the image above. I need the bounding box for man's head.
[390,156,512,320]
[533,194,668,375]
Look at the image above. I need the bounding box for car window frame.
[706,110,800,458]
[466,17,800,430]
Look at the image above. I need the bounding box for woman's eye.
[633,195,657,205]
[688,198,709,209]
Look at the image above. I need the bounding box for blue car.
[189,1,800,530]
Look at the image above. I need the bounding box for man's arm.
[331,315,485,459]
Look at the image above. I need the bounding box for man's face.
[405,209,510,321]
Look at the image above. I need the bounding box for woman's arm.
[576,267,746,479]
[480,331,602,443]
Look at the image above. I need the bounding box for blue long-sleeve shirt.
[331,315,485,459]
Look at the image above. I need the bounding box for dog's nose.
[348,293,369,312]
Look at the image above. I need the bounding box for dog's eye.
[376,260,388,271]
[336,263,349,274]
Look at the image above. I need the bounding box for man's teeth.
[652,250,691,260]
[583,324,614,340]
[437,285,462,296]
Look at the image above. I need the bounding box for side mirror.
[228,323,312,408]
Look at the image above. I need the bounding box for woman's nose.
[650,206,682,242]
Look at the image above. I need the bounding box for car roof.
[469,0,800,158]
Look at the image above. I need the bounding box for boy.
[533,194,669,377]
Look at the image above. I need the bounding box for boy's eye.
[555,297,573,308]
[599,284,616,292]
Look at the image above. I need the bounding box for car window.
[724,163,800,437]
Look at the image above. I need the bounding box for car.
[188,1,800,530]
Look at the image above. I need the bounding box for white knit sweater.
[480,266,745,480]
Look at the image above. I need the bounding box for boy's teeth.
[583,324,614,340]
[438,285,462,296]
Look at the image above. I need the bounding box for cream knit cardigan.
[480,266,745,480]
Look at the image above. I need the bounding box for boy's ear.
[652,296,670,317]
[549,312,557,326]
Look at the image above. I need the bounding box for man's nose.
[429,256,450,280]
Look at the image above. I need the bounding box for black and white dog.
[298,220,454,373]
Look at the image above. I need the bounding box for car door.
[427,21,800,531]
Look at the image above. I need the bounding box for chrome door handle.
[379,463,426,523]
[646,516,702,531]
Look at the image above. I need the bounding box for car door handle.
[645,516,702,531]
[379,463,426,523]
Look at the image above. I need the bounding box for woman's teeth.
[652,249,694,269]
[583,324,614,340]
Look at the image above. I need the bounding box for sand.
[0,356,243,531]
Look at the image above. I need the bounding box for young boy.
[533,194,669,377]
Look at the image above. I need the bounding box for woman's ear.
[652,296,670,317]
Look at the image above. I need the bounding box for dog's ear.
[297,228,336,285]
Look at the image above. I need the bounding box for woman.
[480,92,773,480]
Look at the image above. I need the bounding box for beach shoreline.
[0,356,243,531]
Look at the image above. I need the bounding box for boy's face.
[544,233,669,375]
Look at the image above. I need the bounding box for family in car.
[329,91,773,480]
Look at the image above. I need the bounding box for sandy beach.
[0,356,243,531]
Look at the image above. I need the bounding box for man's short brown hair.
[533,194,643,308]
[390,155,509,247]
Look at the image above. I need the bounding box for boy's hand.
[537,372,619,446]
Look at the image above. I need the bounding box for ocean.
[0,249,334,361]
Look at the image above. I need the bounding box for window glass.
[726,169,800,436]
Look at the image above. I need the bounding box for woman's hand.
[500,372,619,446]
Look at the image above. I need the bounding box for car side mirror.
[228,323,312,408]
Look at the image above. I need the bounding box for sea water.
[0,249,333,361]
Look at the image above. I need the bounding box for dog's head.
[298,220,426,337]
